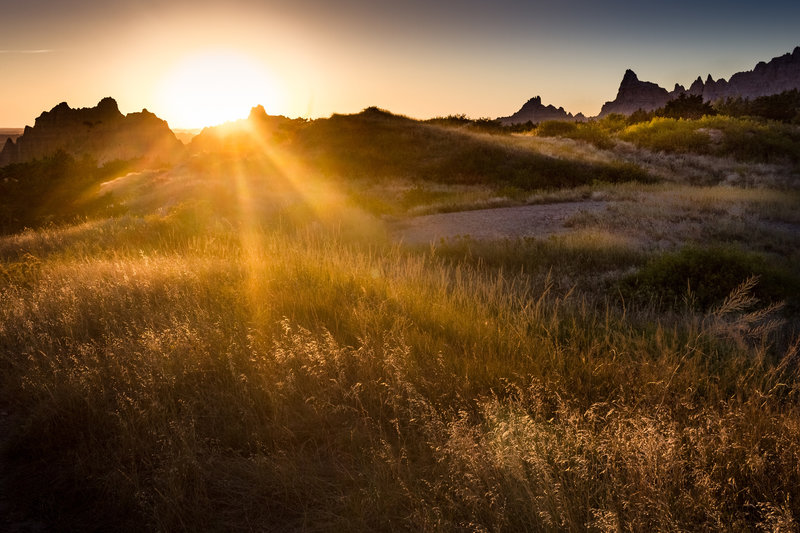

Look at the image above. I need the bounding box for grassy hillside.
[291,107,649,188]
[534,113,800,170]
[1,110,800,530]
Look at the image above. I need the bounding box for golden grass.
[2,199,799,529]
[1,118,799,529]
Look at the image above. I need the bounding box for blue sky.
[2,0,799,127]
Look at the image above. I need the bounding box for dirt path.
[390,201,608,244]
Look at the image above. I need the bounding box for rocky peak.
[97,96,119,113]
[688,76,705,95]
[497,95,581,125]
[598,69,671,116]
[621,69,639,85]
[0,98,183,167]
[701,46,800,101]
[597,45,800,116]
[248,105,269,121]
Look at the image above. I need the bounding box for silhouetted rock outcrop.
[710,47,800,100]
[497,96,585,125]
[599,70,672,116]
[0,98,183,166]
[599,46,800,116]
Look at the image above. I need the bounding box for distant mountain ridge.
[0,97,183,166]
[498,46,800,123]
[599,46,800,116]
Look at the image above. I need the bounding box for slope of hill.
[289,106,645,189]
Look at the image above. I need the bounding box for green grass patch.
[619,245,800,312]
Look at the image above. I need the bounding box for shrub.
[0,151,128,233]
[537,120,615,149]
[596,113,631,133]
[700,115,800,164]
[619,118,712,154]
[619,245,800,312]
[656,94,717,120]
[537,120,578,137]
[620,115,800,165]
[715,90,800,123]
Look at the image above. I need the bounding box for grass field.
[1,110,800,530]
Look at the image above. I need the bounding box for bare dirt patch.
[391,201,608,244]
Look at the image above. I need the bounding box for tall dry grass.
[2,203,799,530]
[2,113,799,529]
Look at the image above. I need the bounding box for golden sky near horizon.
[2,0,800,129]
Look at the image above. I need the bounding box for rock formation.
[189,105,304,154]
[0,128,23,147]
[0,97,184,166]
[710,47,800,100]
[598,70,672,116]
[599,46,800,116]
[497,96,586,125]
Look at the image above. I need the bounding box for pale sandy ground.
[390,201,608,244]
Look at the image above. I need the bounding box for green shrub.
[537,120,578,137]
[537,119,617,149]
[619,246,800,312]
[657,94,716,120]
[699,115,800,164]
[619,115,800,165]
[596,113,631,133]
[620,118,712,154]
[0,152,128,234]
[715,90,800,123]
[570,123,614,149]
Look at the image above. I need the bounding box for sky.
[2,0,800,128]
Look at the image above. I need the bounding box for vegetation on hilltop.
[0,151,127,233]
[535,114,800,167]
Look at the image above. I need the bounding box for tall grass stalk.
[2,212,799,530]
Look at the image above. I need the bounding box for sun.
[157,50,282,129]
